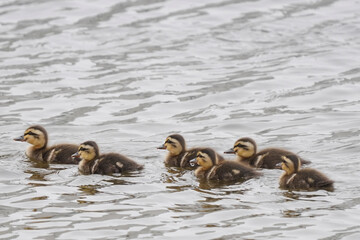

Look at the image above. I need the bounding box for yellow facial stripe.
[23,128,46,148]
[77,144,96,161]
[165,137,177,145]
[234,141,251,149]
[24,129,42,136]
[196,152,213,169]
[164,137,182,155]
[78,144,90,152]
[281,156,294,174]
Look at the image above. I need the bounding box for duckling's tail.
[137,164,144,170]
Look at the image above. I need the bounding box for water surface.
[1,0,360,239]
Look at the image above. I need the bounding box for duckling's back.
[44,144,79,164]
[166,147,203,168]
[281,168,334,191]
[253,148,310,169]
[211,161,260,181]
[94,153,143,175]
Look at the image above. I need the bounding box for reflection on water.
[1,0,360,239]
[197,179,249,191]
[78,185,100,196]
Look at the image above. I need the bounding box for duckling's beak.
[72,152,81,159]
[14,135,25,142]
[189,158,197,167]
[157,144,166,150]
[275,162,282,169]
[224,148,235,154]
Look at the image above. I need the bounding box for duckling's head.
[224,137,256,159]
[195,148,219,171]
[14,125,48,149]
[157,134,185,156]
[281,154,301,175]
[72,141,99,161]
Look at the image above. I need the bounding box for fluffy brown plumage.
[224,137,310,169]
[279,154,334,191]
[14,125,79,164]
[73,141,143,175]
[193,148,260,182]
[158,134,224,168]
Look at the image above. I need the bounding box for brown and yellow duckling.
[14,125,79,164]
[157,134,224,168]
[279,154,334,191]
[190,148,260,182]
[224,137,310,169]
[72,141,143,175]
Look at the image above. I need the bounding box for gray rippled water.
[1,0,360,239]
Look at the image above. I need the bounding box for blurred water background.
[1,0,360,239]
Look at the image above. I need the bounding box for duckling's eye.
[25,131,39,138]
[25,131,37,136]
[165,139,178,147]
[235,143,248,150]
[79,147,89,152]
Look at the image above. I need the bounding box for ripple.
[1,0,360,239]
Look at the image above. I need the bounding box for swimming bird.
[157,134,224,168]
[190,148,260,182]
[14,125,79,164]
[279,154,334,191]
[224,137,310,169]
[72,141,143,175]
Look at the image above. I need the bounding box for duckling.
[224,137,310,169]
[190,148,260,182]
[279,154,334,191]
[157,134,224,168]
[14,125,79,164]
[72,141,143,175]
